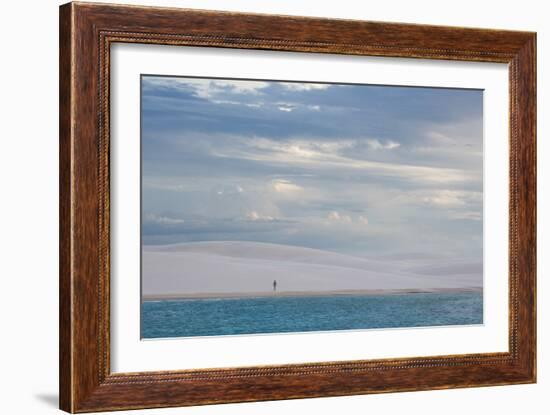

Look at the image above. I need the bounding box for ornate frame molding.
[60,2,536,412]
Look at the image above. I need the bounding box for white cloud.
[423,192,465,207]
[246,211,275,222]
[278,106,294,112]
[213,137,474,184]
[249,138,354,157]
[212,80,269,95]
[358,215,369,225]
[216,184,245,195]
[326,211,369,226]
[193,80,267,99]
[450,211,483,221]
[276,102,322,112]
[211,99,241,106]
[327,211,352,223]
[144,213,185,225]
[385,141,401,150]
[416,121,483,157]
[316,141,355,152]
[279,82,331,91]
[211,99,263,108]
[366,139,401,150]
[143,77,269,100]
[143,181,188,192]
[427,131,457,145]
[285,144,316,158]
[272,179,303,193]
[422,190,482,207]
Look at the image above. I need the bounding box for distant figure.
[273,279,277,292]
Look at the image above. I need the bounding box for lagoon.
[141,291,482,338]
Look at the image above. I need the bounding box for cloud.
[211,99,264,108]
[272,179,303,193]
[315,141,355,152]
[246,211,275,222]
[211,80,269,95]
[279,82,331,91]
[144,213,185,225]
[427,131,457,145]
[215,185,244,195]
[143,181,189,192]
[278,105,294,112]
[141,76,483,259]
[275,102,323,113]
[191,80,265,99]
[143,76,269,100]
[326,211,369,226]
[212,137,474,184]
[366,139,401,150]
[449,211,483,221]
[327,211,352,223]
[388,189,483,223]
[422,190,482,207]
[358,215,369,225]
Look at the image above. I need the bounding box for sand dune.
[142,241,482,298]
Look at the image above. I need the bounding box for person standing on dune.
[273,280,277,293]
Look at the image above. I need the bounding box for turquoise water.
[141,292,483,338]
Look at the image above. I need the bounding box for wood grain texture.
[59,2,536,412]
[59,3,73,411]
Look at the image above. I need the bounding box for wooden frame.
[59,2,536,412]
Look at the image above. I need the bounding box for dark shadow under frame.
[59,2,536,413]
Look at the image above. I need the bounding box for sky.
[141,75,483,261]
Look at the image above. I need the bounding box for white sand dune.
[142,241,482,297]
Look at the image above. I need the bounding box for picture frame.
[59,2,536,412]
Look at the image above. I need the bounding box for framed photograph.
[59,2,536,412]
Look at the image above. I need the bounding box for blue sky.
[141,75,483,260]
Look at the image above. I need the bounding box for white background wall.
[0,0,546,414]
